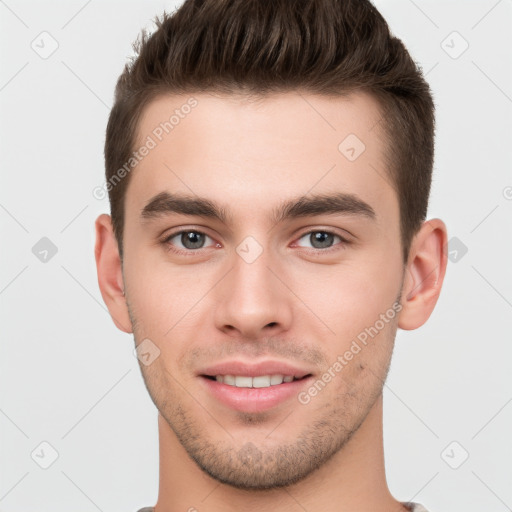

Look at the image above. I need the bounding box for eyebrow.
[140,191,376,226]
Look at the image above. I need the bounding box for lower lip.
[200,376,312,413]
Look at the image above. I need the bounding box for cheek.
[290,258,402,345]
[124,247,207,337]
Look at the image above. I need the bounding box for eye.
[294,230,349,251]
[162,229,218,254]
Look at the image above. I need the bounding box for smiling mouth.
[202,374,312,388]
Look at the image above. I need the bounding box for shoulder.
[403,502,432,512]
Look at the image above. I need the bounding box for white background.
[1,1,511,511]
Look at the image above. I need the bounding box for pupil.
[182,231,204,249]
[311,232,333,249]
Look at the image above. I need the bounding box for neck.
[153,394,405,512]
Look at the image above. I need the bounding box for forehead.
[125,90,395,227]
[134,90,386,158]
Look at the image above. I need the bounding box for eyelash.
[161,228,351,256]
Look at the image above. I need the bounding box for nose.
[213,245,293,340]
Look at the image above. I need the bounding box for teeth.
[270,375,283,385]
[235,376,252,387]
[223,375,236,385]
[214,374,296,388]
[252,376,271,388]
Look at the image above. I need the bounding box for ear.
[94,214,133,333]
[398,218,448,330]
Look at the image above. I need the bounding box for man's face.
[121,91,404,488]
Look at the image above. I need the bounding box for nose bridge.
[214,237,292,337]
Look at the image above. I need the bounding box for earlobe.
[94,214,133,333]
[398,219,448,331]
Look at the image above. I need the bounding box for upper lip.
[198,360,312,379]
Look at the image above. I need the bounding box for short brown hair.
[104,0,435,263]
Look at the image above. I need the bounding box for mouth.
[202,374,310,388]
[198,361,314,413]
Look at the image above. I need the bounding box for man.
[94,0,447,510]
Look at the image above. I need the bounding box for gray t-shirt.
[137,501,432,511]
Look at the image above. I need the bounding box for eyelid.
[305,225,351,236]
[161,225,217,241]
